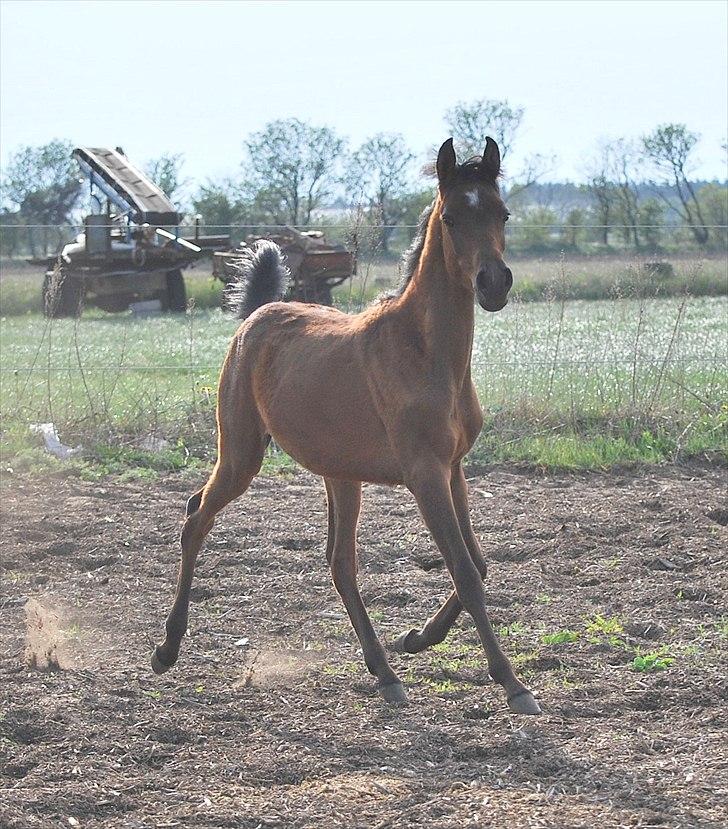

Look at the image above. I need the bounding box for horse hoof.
[378,681,408,704]
[391,629,418,654]
[507,690,541,715]
[151,647,173,675]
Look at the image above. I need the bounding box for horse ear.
[482,136,501,180]
[436,138,457,185]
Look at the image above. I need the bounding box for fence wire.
[3,223,728,230]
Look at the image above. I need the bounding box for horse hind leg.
[151,425,268,675]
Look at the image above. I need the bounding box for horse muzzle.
[476,265,513,313]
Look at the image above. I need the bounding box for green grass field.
[1,268,725,474]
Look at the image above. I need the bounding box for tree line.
[1,99,726,257]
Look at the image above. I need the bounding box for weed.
[585,614,625,646]
[322,662,360,677]
[631,649,674,672]
[423,678,465,695]
[143,690,162,700]
[542,629,579,645]
[511,649,540,671]
[496,621,528,638]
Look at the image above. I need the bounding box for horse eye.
[504,213,510,223]
[442,214,455,228]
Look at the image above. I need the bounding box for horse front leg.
[405,460,540,715]
[392,462,485,654]
[325,478,406,704]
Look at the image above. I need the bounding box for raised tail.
[225,240,290,319]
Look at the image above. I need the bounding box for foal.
[152,137,540,715]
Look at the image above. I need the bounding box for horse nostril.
[503,267,513,290]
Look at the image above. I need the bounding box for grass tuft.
[631,649,674,672]
[542,629,580,645]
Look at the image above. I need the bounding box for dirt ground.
[1,464,726,828]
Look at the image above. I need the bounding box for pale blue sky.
[1,0,726,186]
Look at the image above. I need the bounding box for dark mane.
[379,199,435,301]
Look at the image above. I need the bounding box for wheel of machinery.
[165,269,187,313]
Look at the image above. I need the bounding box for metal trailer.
[212,226,356,307]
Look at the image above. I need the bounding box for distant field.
[336,253,727,308]
[1,286,725,470]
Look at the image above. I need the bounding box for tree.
[145,152,188,206]
[398,187,438,241]
[642,124,709,245]
[444,98,549,197]
[1,139,81,255]
[637,198,664,251]
[560,208,586,250]
[192,179,248,237]
[445,98,523,160]
[585,145,619,246]
[591,139,643,249]
[695,183,728,250]
[513,206,559,252]
[611,140,642,249]
[0,211,23,258]
[344,133,415,253]
[241,119,344,226]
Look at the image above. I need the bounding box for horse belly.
[256,343,403,484]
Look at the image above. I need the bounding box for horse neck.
[397,200,475,386]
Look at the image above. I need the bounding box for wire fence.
[1,289,725,443]
[1,219,727,262]
[3,223,728,229]
[0,219,725,455]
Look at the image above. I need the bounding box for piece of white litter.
[233,638,250,647]
[29,423,82,460]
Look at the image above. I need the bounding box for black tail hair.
[225,239,290,319]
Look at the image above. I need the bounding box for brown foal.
[151,137,540,715]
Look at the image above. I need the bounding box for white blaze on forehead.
[465,189,480,208]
